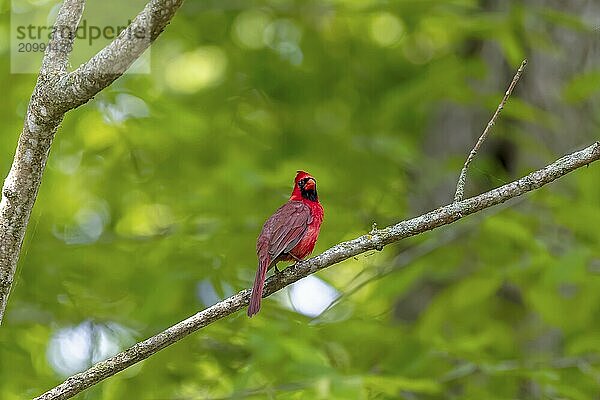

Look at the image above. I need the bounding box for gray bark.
[0,0,86,325]
[34,141,600,400]
[0,0,185,324]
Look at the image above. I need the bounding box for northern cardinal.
[248,171,324,317]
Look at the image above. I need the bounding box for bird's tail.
[248,259,269,317]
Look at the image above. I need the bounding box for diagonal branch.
[453,59,528,202]
[0,0,185,325]
[50,0,185,115]
[35,141,600,400]
[313,225,469,320]
[316,193,528,319]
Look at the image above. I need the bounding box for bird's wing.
[257,201,312,261]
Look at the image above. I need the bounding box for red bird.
[248,171,324,317]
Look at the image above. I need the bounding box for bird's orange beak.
[304,178,316,190]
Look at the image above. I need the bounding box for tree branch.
[51,0,185,115]
[35,141,600,400]
[0,0,184,325]
[313,223,471,320]
[0,0,85,325]
[453,59,527,202]
[40,0,85,75]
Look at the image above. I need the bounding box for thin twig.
[440,354,600,383]
[35,141,600,400]
[453,59,528,202]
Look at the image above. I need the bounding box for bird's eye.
[298,177,313,188]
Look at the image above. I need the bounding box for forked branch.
[0,0,86,326]
[0,0,185,325]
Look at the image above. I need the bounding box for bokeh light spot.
[165,47,228,93]
[290,275,339,318]
[263,19,303,65]
[369,12,405,47]
[232,9,272,49]
[98,93,149,125]
[47,321,134,376]
[115,203,174,238]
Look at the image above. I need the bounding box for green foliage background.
[0,0,599,399]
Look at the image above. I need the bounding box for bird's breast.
[290,213,322,259]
